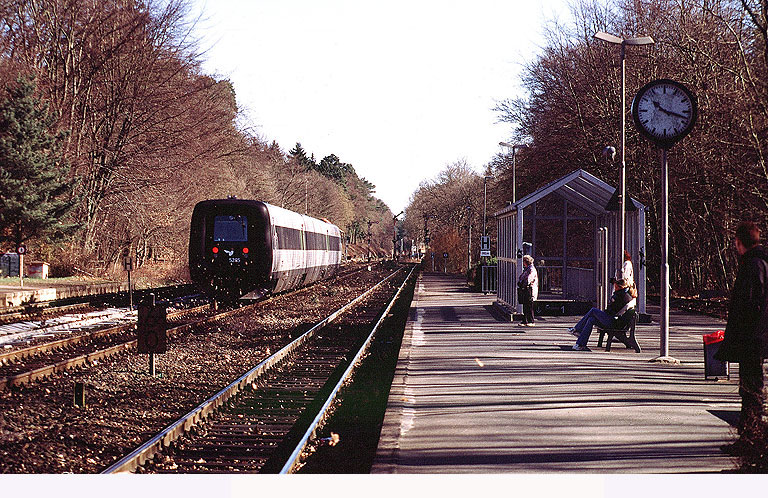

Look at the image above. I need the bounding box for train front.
[189,199,273,300]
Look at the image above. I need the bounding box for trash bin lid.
[703,330,725,345]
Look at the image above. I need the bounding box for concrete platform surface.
[0,279,128,307]
[373,272,741,473]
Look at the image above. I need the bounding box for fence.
[481,265,497,294]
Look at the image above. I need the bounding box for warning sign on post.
[137,303,167,353]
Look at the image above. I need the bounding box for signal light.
[242,247,249,254]
[212,246,219,254]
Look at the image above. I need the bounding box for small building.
[27,261,49,279]
[495,169,647,315]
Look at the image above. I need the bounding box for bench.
[596,309,641,352]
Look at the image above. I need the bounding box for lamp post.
[498,142,528,203]
[593,31,654,268]
[392,211,404,260]
[466,205,472,273]
[483,175,493,236]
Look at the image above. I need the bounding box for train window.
[213,215,248,242]
[276,226,302,250]
[329,235,341,251]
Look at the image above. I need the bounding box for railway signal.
[123,248,134,310]
[137,294,167,376]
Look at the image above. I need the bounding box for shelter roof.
[493,169,645,218]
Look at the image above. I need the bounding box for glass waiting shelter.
[495,169,646,315]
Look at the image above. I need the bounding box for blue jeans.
[574,308,615,347]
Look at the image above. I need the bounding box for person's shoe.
[526,323,535,327]
[568,327,578,337]
[518,322,527,327]
[572,344,588,351]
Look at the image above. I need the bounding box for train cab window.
[213,215,248,242]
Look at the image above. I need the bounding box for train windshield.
[213,215,248,242]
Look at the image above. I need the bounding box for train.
[189,198,343,300]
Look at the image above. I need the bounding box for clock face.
[631,79,697,148]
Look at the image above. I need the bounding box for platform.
[0,279,128,307]
[373,272,740,473]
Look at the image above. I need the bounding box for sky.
[189,0,572,214]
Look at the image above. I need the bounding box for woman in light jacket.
[518,255,539,326]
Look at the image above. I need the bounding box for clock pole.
[660,148,671,360]
[620,43,626,276]
[631,78,697,365]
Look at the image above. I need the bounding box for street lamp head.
[594,31,654,46]
[624,36,654,46]
[499,142,528,153]
[593,31,623,44]
[603,146,616,161]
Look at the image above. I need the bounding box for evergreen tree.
[288,142,316,171]
[317,154,353,188]
[0,77,75,247]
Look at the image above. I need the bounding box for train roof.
[193,198,341,233]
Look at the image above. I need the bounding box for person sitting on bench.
[568,278,636,351]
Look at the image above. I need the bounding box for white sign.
[480,236,490,251]
[480,250,491,257]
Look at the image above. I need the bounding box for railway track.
[104,265,415,473]
[0,304,211,390]
[0,263,372,391]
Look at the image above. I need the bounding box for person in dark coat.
[568,278,636,351]
[715,221,768,455]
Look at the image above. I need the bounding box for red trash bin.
[703,330,729,380]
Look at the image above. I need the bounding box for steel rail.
[279,265,416,474]
[0,304,210,363]
[102,267,405,474]
[0,302,253,389]
[0,341,137,390]
[0,302,94,324]
[0,266,369,389]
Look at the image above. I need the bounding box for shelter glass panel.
[535,195,564,217]
[566,219,594,259]
[567,201,591,218]
[537,261,562,294]
[535,219,563,258]
[523,206,533,243]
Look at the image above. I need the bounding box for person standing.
[621,250,634,289]
[517,255,538,326]
[715,221,768,455]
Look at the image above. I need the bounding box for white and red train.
[189,198,343,300]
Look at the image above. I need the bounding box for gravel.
[0,264,397,473]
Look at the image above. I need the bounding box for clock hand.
[651,100,688,120]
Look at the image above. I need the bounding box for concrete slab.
[373,272,740,473]
[0,281,128,307]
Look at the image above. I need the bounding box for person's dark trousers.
[522,299,535,324]
[738,353,768,439]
